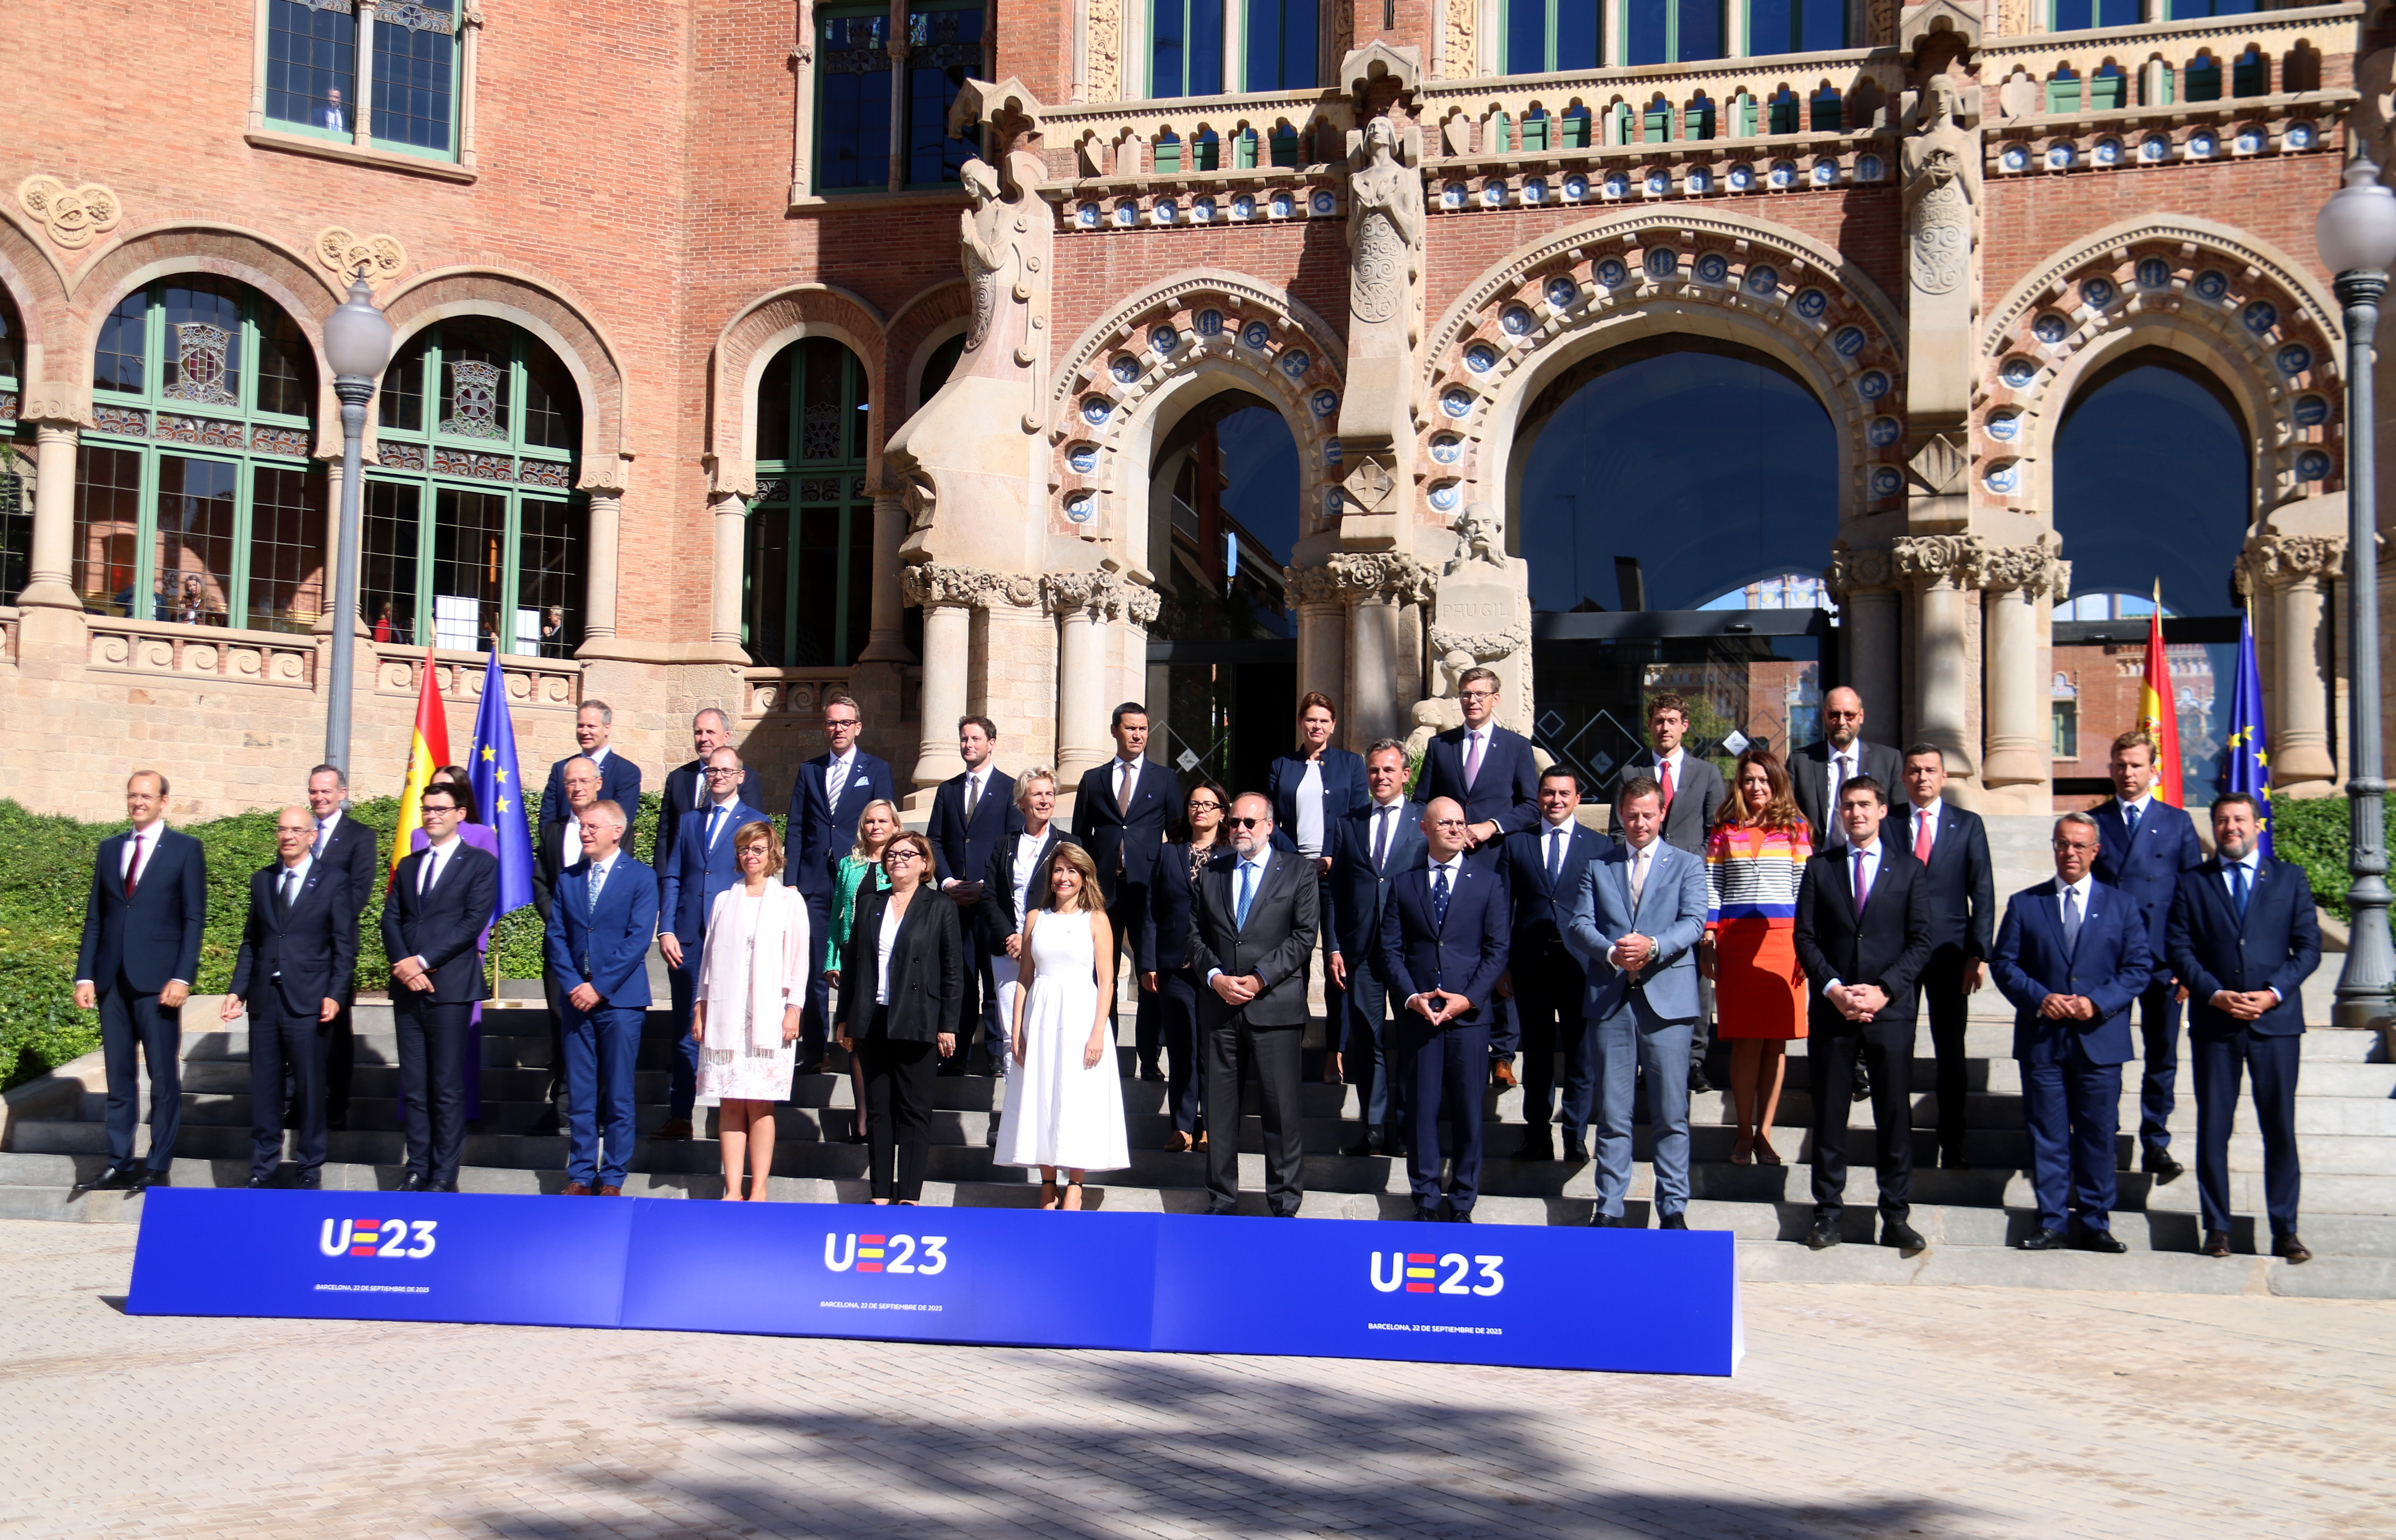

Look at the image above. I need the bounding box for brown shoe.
[2200,1230,2232,1258]
[1165,1130,1194,1153]
[597,1184,624,1197]
[1491,1057,1518,1089]
[2273,1234,2312,1265]
[651,1118,693,1141]
[561,1182,593,1196]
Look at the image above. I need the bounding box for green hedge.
[2272,794,2353,921]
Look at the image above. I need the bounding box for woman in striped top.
[1702,747,1812,1165]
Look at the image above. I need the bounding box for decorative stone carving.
[1125,583,1161,626]
[2237,533,2348,590]
[314,226,408,283]
[1892,534,1982,585]
[1282,564,1346,607]
[1973,541,2071,601]
[1347,117,1421,335]
[1425,620,1530,661]
[1823,541,1893,598]
[1040,568,1127,620]
[1086,0,1121,102]
[1444,503,1505,575]
[20,382,93,427]
[1441,0,1473,79]
[17,175,120,250]
[902,561,1040,610]
[1907,431,1969,495]
[1904,76,1977,299]
[1333,551,1440,604]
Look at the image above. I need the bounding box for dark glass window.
[1152,0,1225,98]
[430,487,509,651]
[749,337,876,666]
[918,334,967,408]
[155,455,241,627]
[363,479,422,645]
[818,10,893,191]
[2054,0,2141,23]
[2184,54,2222,101]
[515,497,583,657]
[1626,0,1720,64]
[265,0,356,133]
[380,334,428,433]
[906,3,983,186]
[372,0,458,152]
[1245,0,1317,91]
[2167,0,2256,14]
[256,306,315,419]
[1748,0,1845,54]
[0,288,20,393]
[73,445,146,617]
[246,463,329,632]
[436,319,513,441]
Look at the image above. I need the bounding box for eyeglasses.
[824,717,859,730]
[1187,800,1222,813]
[2052,840,2096,853]
[1458,689,1497,701]
[886,849,923,863]
[1227,817,1265,828]
[703,766,741,778]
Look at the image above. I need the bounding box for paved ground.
[1,1220,2390,1539]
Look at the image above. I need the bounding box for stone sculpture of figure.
[1903,73,1978,298]
[1347,116,1422,337]
[1446,503,1505,574]
[937,146,1052,428]
[959,158,1011,356]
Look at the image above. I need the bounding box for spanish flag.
[2134,585,2183,808]
[390,649,451,888]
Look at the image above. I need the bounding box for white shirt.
[1541,814,1574,882]
[1614,837,1660,952]
[312,808,344,856]
[1011,830,1049,920]
[1823,840,1884,994]
[702,794,742,849]
[1907,801,1939,855]
[2114,793,2155,836]
[1405,855,1467,1007]
[825,748,857,800]
[1294,759,1325,858]
[417,832,463,895]
[1823,745,1858,846]
[2057,872,2094,925]
[587,744,612,769]
[942,769,995,891]
[119,820,166,887]
[269,855,314,975]
[2215,852,2282,1001]
[875,897,904,1005]
[1205,852,1275,984]
[1113,757,1142,805]
[1654,746,1685,786]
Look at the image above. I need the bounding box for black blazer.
[655,758,763,869]
[76,825,207,992]
[1265,748,1369,857]
[1188,849,1319,1029]
[1326,799,1427,961]
[1138,839,1224,972]
[381,842,501,1004]
[1419,724,1541,864]
[838,885,964,1044]
[930,768,1020,888]
[2167,856,2323,1039]
[1891,799,1996,960]
[980,826,1080,950]
[1071,758,1177,901]
[313,812,381,921]
[1499,820,1618,950]
[531,818,584,924]
[1789,738,1905,846]
[229,859,360,1017]
[1793,844,1933,1041]
[542,749,643,846]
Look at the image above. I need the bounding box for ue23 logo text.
[1371,1251,1505,1295]
[823,1232,950,1274]
[319,1219,439,1258]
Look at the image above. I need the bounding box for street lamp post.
[2316,148,2396,1031]
[320,273,395,778]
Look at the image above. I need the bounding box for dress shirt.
[1406,855,1467,1008]
[1613,838,1658,952]
[825,748,858,805]
[1112,756,1142,805]
[875,897,904,1005]
[1461,728,1489,788]
[1655,746,1684,795]
[1011,829,1049,919]
[702,795,741,850]
[2219,852,2281,1002]
[1908,801,1939,858]
[417,833,463,896]
[1295,759,1326,857]
[270,854,314,976]
[943,769,994,891]
[1369,796,1406,870]
[312,808,344,858]
[1823,745,1858,845]
[120,821,167,888]
[1206,851,1275,985]
[1824,839,1886,994]
[2056,872,2093,926]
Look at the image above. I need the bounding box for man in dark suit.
[73,769,206,1191]
[1266,693,1369,1075]
[541,699,642,849]
[1418,666,1539,1091]
[655,746,771,1139]
[1619,692,1728,1095]
[529,754,605,1131]
[1326,740,1424,1157]
[1789,687,1905,850]
[787,692,896,1069]
[1379,796,1510,1221]
[2167,792,2323,1263]
[223,808,358,1188]
[1793,775,1933,1254]
[381,783,500,1192]
[1895,743,1996,1168]
[1498,766,1614,1160]
[929,715,1017,1074]
[655,708,761,871]
[1990,811,2154,1252]
[305,763,379,1131]
[2089,729,2205,1182]
[545,800,657,1197]
[1073,702,1178,1078]
[1189,792,1319,1216]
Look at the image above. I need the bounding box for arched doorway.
[744,335,876,667]
[1514,340,1840,792]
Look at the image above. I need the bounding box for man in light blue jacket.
[1564,776,1711,1229]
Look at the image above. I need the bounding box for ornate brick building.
[0,0,2381,820]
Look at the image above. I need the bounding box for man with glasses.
[655,746,771,1139]
[542,700,644,850]
[382,785,500,1193]
[1419,666,1540,1092]
[1790,688,1902,851]
[657,708,761,869]
[530,755,605,1132]
[788,694,896,1071]
[303,763,379,1131]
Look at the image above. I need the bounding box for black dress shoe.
[137,1169,169,1189]
[1804,1218,1841,1250]
[1940,1147,1971,1171]
[1518,1133,1555,1163]
[1412,1205,1442,1223]
[398,1173,430,1193]
[2200,1230,2233,1258]
[90,1165,137,1192]
[1444,1206,1473,1223]
[246,1175,274,1189]
[794,1053,826,1076]
[295,1170,322,1189]
[2074,1227,2127,1254]
[1881,1219,1927,1255]
[1688,1068,1715,1095]
[1850,1063,1873,1102]
[1138,1062,1166,1084]
[433,1179,460,1193]
[1560,1139,1587,1161]
[1345,1131,1384,1158]
[1205,1205,1240,1217]
[2019,1227,2068,1251]
[2143,1156,2186,1183]
[2273,1234,2313,1265]
[1658,1212,1689,1230]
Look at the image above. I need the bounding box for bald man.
[223,808,358,1188]
[1789,688,1905,851]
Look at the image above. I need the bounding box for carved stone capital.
[905,561,1038,611]
[1283,564,1347,607]
[19,381,93,428]
[704,454,757,499]
[1892,534,1984,587]
[1040,568,1122,619]
[1287,554,1438,606]
[1125,583,1162,626]
[1425,621,1529,662]
[17,174,120,250]
[1823,540,1894,598]
[1972,541,2070,600]
[2238,533,2349,591]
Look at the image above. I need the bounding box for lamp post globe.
[2316,147,2396,1034]
[321,273,395,781]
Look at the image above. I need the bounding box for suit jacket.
[655,759,763,870]
[1070,757,1177,902]
[1188,849,1319,1029]
[1619,749,1727,856]
[1326,799,1427,962]
[228,859,360,1017]
[2167,856,2322,1039]
[2090,796,2204,989]
[1892,799,1996,960]
[76,826,207,992]
[930,768,1020,889]
[1789,737,1906,847]
[532,818,584,925]
[1137,838,1211,972]
[542,749,643,845]
[1265,748,1369,857]
[982,827,1081,951]
[787,750,897,900]
[381,842,501,1004]
[1794,844,1934,1038]
[837,885,964,1043]
[1990,877,2153,1064]
[312,812,381,921]
[1418,725,1541,863]
[657,800,773,948]
[1499,819,1618,952]
[545,856,658,1009]
[1377,860,1510,1018]
[1563,838,1710,1021]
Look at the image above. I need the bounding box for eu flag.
[2224,611,2273,861]
[468,651,538,919]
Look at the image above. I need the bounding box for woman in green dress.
[824,799,900,1144]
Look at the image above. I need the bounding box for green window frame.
[2089,63,2126,109]
[1503,0,1603,74]
[2184,54,2222,102]
[1642,101,1672,141]
[2231,46,2267,97]
[1684,99,1716,139]
[261,0,464,163]
[1522,109,1551,152]
[746,338,876,668]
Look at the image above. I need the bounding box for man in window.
[316,87,348,135]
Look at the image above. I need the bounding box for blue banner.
[128,1191,1741,1376]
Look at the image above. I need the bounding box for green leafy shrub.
[2270,794,2352,921]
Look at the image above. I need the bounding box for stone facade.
[0,0,2381,822]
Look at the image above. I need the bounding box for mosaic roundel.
[1605,173,1630,199]
[1728,164,1755,191]
[2287,122,2317,150]
[2032,313,2070,345]
[1192,197,1217,223]
[1595,257,1630,288]
[1768,159,1797,187]
[1867,416,1902,449]
[1563,174,1589,200]
[1545,276,1578,309]
[1482,182,1506,206]
[1110,356,1141,384]
[1646,170,1671,196]
[1694,253,1731,285]
[2242,301,2279,335]
[1310,389,1338,418]
[1114,203,1137,226]
[1858,370,1891,400]
[1151,325,1179,355]
[1523,177,1549,204]
[2082,278,2117,308]
[1232,193,1256,219]
[2140,135,2171,163]
[1854,154,1882,182]
[1427,481,1461,511]
[1440,386,1476,418]
[1644,247,1678,279]
[1501,306,1537,335]
[1241,320,1272,349]
[1324,487,1344,516]
[1311,190,1337,216]
[1430,434,1464,464]
[1271,192,1294,218]
[2047,143,2076,171]
[2136,257,2172,289]
[1794,288,1828,320]
[2296,449,2334,482]
[1812,159,1839,184]
[2188,130,2218,158]
[1744,264,1780,296]
[1442,184,1466,209]
[1077,205,1100,227]
[1687,168,1713,194]
[1869,466,1904,497]
[1325,439,1343,464]
[1195,308,1224,336]
[1999,357,2038,389]
[1986,462,2020,494]
[2093,139,2121,166]
[1279,349,1311,379]
[2235,127,2264,155]
[2292,394,2330,428]
[1081,396,1113,425]
[1154,200,1178,224]
[1066,442,1099,473]
[1464,343,1500,374]
[2276,344,2312,377]
[2000,145,2029,173]
[1064,492,1095,524]
[2192,270,2229,302]
[1985,411,2021,442]
[1832,325,1867,358]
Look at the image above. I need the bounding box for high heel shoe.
[1754,1134,1784,1165]
[1039,1181,1061,1210]
[1731,1134,1754,1166]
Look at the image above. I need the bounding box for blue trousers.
[562,1002,643,1187]
[2021,1048,2122,1233]
[99,976,182,1172]
[2192,1027,2302,1238]
[2133,979,2183,1160]
[1592,995,1694,1220]
[1154,967,1207,1134]
[246,991,328,1179]
[1513,942,1592,1140]
[1397,1009,1490,1212]
[1338,951,1404,1136]
[666,966,702,1119]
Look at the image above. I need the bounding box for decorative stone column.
[17,386,87,615]
[577,467,626,644]
[1321,552,1439,749]
[1824,541,1899,728]
[1893,535,1980,776]
[1975,541,2071,794]
[901,561,1000,803]
[859,489,914,663]
[1285,564,1349,740]
[1044,569,1123,789]
[2239,532,2347,794]
[703,455,754,651]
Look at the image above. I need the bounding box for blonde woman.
[691,822,808,1200]
[826,799,899,1145]
[997,842,1130,1209]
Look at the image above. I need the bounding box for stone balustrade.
[86,616,317,689]
[739,667,854,722]
[370,643,580,711]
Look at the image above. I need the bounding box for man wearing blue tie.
[654,746,771,1140]
[1499,766,1615,1160]
[546,800,658,1197]
[787,693,896,1069]
[1417,666,1540,1094]
[1991,811,2155,1252]
[2167,793,2322,1263]
[1326,741,1426,1157]
[2089,731,2204,1182]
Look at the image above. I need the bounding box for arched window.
[1,287,25,604]
[364,318,583,655]
[916,333,967,410]
[2090,61,2127,109]
[1504,0,1601,73]
[75,276,325,633]
[2184,52,2223,102]
[2046,64,2082,113]
[746,337,874,666]
[1685,94,1717,141]
[1809,84,1843,131]
[1748,0,1846,57]
[2231,44,2268,97]
[1767,86,1800,133]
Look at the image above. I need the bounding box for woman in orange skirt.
[1702,747,1812,1164]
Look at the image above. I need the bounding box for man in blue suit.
[545,800,657,1196]
[73,770,207,1191]
[1326,740,1424,1157]
[541,699,643,848]
[928,715,1017,1074]
[2089,730,2204,1181]
[2167,792,2323,1263]
[1073,703,1178,1078]
[654,746,771,1139]
[1378,797,1510,1221]
[787,692,896,1069]
[1564,776,1708,1227]
[655,708,762,869]
[1991,811,2155,1252]
[1418,666,1540,1094]
[1499,766,1615,1160]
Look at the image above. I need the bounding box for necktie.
[1431,864,1452,929]
[826,759,848,811]
[418,848,437,896]
[1371,806,1394,872]
[964,774,981,827]
[2232,861,2250,919]
[706,805,725,851]
[1117,760,1135,814]
[280,866,299,911]
[123,831,144,899]
[1629,846,1647,907]
[2124,801,2142,842]
[1547,826,1565,885]
[694,773,708,809]
[1659,757,1675,816]
[1914,809,1934,863]
[1828,754,1851,845]
[2062,885,2082,955]
[587,861,606,917]
[1852,848,1871,915]
[1234,861,1256,928]
[312,821,330,861]
[1464,732,1483,790]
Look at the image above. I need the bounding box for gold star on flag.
[494,768,509,782]
[481,745,496,761]
[496,797,511,813]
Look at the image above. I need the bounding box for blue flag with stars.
[468,651,537,919]
[2225,610,2273,862]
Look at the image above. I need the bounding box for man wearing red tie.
[1619,694,1726,1092]
[1896,744,1995,1168]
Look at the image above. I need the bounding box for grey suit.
[1790,737,1906,849]
[1564,838,1710,1222]
[1190,848,1320,1214]
[1619,749,1726,858]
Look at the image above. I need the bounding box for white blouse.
[876,898,903,1005]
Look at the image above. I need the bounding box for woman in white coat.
[692,822,810,1200]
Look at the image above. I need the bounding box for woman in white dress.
[997,841,1129,1208]
[691,822,809,1200]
